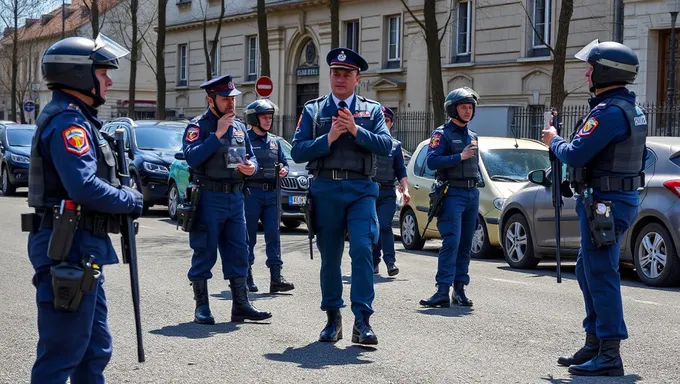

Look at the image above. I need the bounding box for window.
[177,44,187,86]
[345,21,359,52]
[413,145,428,177]
[209,40,220,77]
[530,0,551,57]
[386,15,401,69]
[454,1,471,63]
[481,149,551,182]
[247,36,258,81]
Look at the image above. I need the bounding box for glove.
[123,185,144,219]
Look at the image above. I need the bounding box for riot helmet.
[575,39,639,91]
[444,87,479,122]
[244,99,277,131]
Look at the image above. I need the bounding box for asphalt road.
[1,191,679,383]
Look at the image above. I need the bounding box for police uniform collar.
[331,93,355,109]
[54,90,99,119]
[589,87,631,108]
[447,119,467,131]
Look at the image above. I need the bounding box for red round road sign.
[255,76,273,98]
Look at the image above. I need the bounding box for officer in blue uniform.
[183,74,272,325]
[372,106,410,276]
[244,99,295,294]
[420,87,481,309]
[23,35,143,383]
[291,47,392,345]
[542,40,647,377]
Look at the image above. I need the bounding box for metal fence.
[274,103,680,153]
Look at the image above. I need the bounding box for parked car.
[168,135,310,228]
[398,136,550,257]
[499,136,680,287]
[100,118,186,214]
[0,123,35,195]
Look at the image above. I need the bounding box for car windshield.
[7,129,35,146]
[481,148,550,182]
[134,126,185,151]
[278,138,293,161]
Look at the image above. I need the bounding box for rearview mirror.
[528,169,547,186]
[174,151,185,160]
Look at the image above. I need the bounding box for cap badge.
[337,51,346,61]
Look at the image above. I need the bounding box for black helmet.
[42,34,130,107]
[575,39,639,91]
[244,99,277,130]
[444,87,479,122]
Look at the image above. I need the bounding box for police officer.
[372,106,410,276]
[24,34,144,383]
[291,47,392,345]
[244,99,295,293]
[542,40,646,377]
[183,74,272,325]
[420,87,481,309]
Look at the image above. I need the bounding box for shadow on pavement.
[263,341,376,369]
[341,274,405,285]
[149,321,239,339]
[540,373,643,383]
[211,290,279,301]
[415,306,473,318]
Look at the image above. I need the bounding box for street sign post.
[23,101,35,113]
[255,76,273,98]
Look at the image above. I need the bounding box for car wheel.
[400,208,425,251]
[282,219,301,229]
[167,182,179,221]
[503,213,540,269]
[471,215,494,259]
[130,170,149,215]
[634,222,680,287]
[1,165,16,196]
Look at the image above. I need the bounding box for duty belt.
[587,174,644,192]
[245,181,276,191]
[198,179,244,193]
[314,169,368,180]
[29,209,121,236]
[444,179,477,188]
[375,181,396,189]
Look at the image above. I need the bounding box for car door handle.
[414,184,420,189]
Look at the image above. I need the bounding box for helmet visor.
[93,33,130,60]
[575,39,600,62]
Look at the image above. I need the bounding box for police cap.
[326,47,368,72]
[200,74,241,97]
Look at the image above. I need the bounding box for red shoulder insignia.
[578,117,598,137]
[61,126,90,156]
[429,133,442,148]
[185,126,200,142]
[295,115,302,133]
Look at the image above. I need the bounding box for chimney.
[41,14,54,25]
[25,18,39,28]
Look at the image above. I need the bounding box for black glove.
[123,186,144,219]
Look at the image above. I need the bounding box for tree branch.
[516,0,555,55]
[398,0,426,31]
[438,7,453,46]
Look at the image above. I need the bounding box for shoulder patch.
[62,126,90,156]
[429,132,442,148]
[295,115,303,132]
[578,117,599,137]
[185,126,200,142]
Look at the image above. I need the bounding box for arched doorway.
[294,39,319,118]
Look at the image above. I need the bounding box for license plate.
[289,195,306,206]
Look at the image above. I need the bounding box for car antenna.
[509,123,519,149]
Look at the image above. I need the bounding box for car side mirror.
[174,151,185,160]
[528,169,547,186]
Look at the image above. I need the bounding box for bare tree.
[199,0,226,80]
[330,0,339,49]
[155,0,167,119]
[399,0,452,123]
[257,0,270,77]
[128,0,138,117]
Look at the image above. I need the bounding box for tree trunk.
[10,0,18,122]
[128,0,138,118]
[330,0,339,49]
[156,0,167,119]
[91,0,99,38]
[423,0,445,123]
[550,0,574,113]
[257,0,270,77]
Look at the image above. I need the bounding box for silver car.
[499,137,680,287]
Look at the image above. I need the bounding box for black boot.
[452,281,473,306]
[229,277,272,322]
[557,333,600,367]
[191,280,215,324]
[269,266,295,293]
[419,284,451,308]
[386,262,399,277]
[373,264,379,274]
[352,313,378,345]
[246,267,258,292]
[568,340,624,376]
[319,310,343,342]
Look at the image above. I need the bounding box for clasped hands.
[328,108,358,145]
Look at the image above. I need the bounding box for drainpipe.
[614,0,624,43]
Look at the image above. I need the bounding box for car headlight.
[493,198,506,210]
[10,154,29,164]
[143,162,169,173]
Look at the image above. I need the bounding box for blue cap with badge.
[200,74,242,97]
[326,47,369,72]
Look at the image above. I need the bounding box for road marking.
[633,299,662,306]
[486,277,529,285]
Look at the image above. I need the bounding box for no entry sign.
[255,76,273,98]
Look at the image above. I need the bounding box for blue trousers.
[188,189,249,281]
[31,269,112,384]
[245,187,282,268]
[372,187,397,266]
[435,187,480,286]
[575,196,637,340]
[311,177,379,318]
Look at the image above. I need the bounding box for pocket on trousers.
[33,270,54,305]
[370,214,380,246]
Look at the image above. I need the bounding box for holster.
[304,191,315,236]
[47,205,81,262]
[584,194,616,248]
[50,256,101,312]
[177,183,200,232]
[428,181,448,219]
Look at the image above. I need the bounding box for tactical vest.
[568,97,647,192]
[373,140,399,184]
[248,133,278,182]
[436,125,479,181]
[306,96,377,177]
[28,103,119,208]
[194,124,247,182]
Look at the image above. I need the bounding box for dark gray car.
[499,137,680,287]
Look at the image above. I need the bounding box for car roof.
[415,136,548,151]
[134,120,186,128]
[5,124,36,130]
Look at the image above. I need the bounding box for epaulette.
[66,103,81,112]
[304,95,328,105]
[357,95,380,105]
